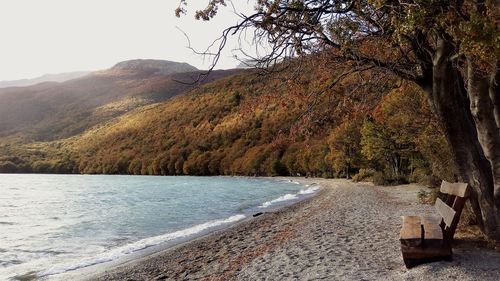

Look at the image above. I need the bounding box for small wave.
[0,259,23,266]
[259,185,320,208]
[37,214,246,278]
[259,193,298,208]
[19,249,67,255]
[0,221,15,225]
[298,186,319,195]
[13,271,38,281]
[277,179,301,185]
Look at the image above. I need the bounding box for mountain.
[0,71,90,88]
[0,60,240,140]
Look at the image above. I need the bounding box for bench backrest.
[435,181,470,241]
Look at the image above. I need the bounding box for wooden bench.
[400,180,470,268]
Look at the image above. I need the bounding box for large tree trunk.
[467,59,500,206]
[491,64,500,129]
[422,37,500,240]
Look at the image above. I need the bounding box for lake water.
[0,175,318,280]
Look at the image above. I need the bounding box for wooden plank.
[422,216,443,241]
[400,216,422,247]
[401,243,452,260]
[440,181,470,197]
[402,215,421,226]
[435,198,456,227]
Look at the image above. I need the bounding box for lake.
[0,175,317,280]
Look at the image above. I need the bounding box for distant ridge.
[0,59,239,140]
[0,71,90,88]
[0,60,199,89]
[106,59,198,76]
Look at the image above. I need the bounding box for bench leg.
[403,258,418,269]
[443,255,453,262]
[403,255,453,269]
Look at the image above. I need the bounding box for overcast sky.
[0,0,255,81]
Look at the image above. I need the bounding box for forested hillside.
[0,56,456,184]
[0,60,239,140]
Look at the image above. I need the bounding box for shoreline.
[45,177,320,281]
[62,178,500,280]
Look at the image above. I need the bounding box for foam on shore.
[37,214,246,278]
[258,183,320,208]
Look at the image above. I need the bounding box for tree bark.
[467,59,500,206]
[422,37,500,240]
[490,64,500,130]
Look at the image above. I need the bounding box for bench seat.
[400,215,451,267]
[399,181,469,268]
[400,216,422,247]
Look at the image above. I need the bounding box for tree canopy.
[177,0,500,240]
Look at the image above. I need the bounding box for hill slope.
[0,60,238,140]
[0,71,90,88]
[66,63,389,176]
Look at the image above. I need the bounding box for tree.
[328,118,363,178]
[177,1,500,240]
[361,117,407,177]
[360,83,452,181]
[378,82,458,182]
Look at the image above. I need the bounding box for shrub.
[409,167,443,187]
[391,175,410,185]
[271,160,288,176]
[372,171,388,185]
[418,188,440,205]
[372,171,409,186]
[352,168,375,182]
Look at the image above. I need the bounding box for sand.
[87,178,500,281]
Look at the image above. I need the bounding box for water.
[0,175,318,280]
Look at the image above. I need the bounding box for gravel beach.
[87,178,500,281]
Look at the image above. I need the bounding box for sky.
[0,0,256,81]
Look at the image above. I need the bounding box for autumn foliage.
[0,58,455,185]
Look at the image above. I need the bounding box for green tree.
[379,83,458,181]
[361,118,407,178]
[328,119,363,178]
